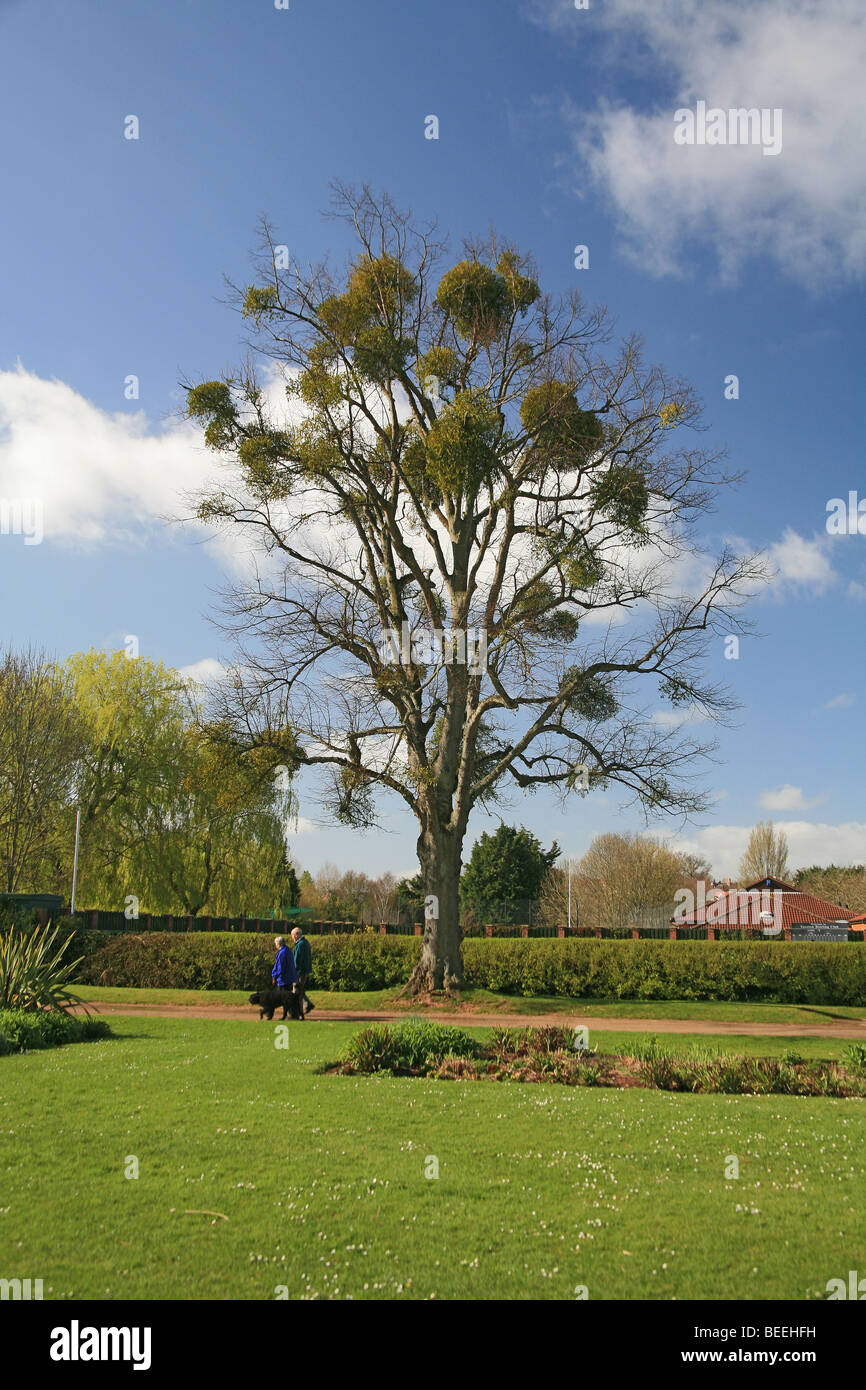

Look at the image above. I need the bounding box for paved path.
[77,1002,866,1038]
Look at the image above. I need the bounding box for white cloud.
[766,528,836,594]
[2,365,853,650]
[759,784,822,812]
[288,818,318,835]
[179,658,225,686]
[825,692,855,709]
[671,820,866,877]
[0,362,333,581]
[0,364,210,547]
[651,706,710,728]
[530,0,866,285]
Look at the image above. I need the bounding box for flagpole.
[70,806,81,913]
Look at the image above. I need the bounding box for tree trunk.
[406,824,464,994]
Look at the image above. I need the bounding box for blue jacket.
[272,945,298,988]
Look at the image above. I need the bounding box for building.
[673,876,859,939]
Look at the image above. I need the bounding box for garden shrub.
[71,932,866,1005]
[389,1019,478,1068]
[340,1022,401,1073]
[339,1025,866,1096]
[0,1008,111,1055]
[340,1019,479,1073]
[0,922,86,1011]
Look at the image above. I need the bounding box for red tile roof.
[675,888,857,929]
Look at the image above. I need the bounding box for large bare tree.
[738,821,790,884]
[185,185,763,993]
[537,832,688,931]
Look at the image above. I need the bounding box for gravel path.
[77,1001,866,1038]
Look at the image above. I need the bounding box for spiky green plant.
[0,922,85,1013]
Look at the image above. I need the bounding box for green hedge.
[0,1009,112,1055]
[76,931,417,992]
[72,932,866,1004]
[464,938,866,1004]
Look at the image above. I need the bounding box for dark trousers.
[296,973,311,1012]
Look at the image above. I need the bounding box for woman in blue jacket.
[271,935,299,990]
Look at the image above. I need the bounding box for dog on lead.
[248,987,303,1021]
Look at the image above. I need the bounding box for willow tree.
[64,650,296,915]
[186,185,762,993]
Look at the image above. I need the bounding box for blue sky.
[1,0,864,879]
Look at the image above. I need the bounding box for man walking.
[291,926,314,1016]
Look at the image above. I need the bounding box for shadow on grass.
[801,1005,866,1022]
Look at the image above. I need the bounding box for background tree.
[738,821,790,884]
[367,870,399,924]
[676,849,714,881]
[65,650,296,915]
[793,863,866,912]
[460,823,559,924]
[535,854,579,930]
[298,868,322,914]
[336,868,373,921]
[313,861,345,917]
[186,185,762,992]
[278,856,302,911]
[128,718,295,915]
[63,649,188,906]
[537,831,685,930]
[395,871,425,925]
[0,645,299,914]
[0,647,82,893]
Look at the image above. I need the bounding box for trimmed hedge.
[0,1009,112,1056]
[72,931,866,1004]
[76,931,417,992]
[464,937,866,1004]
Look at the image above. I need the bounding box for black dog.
[248,987,303,1021]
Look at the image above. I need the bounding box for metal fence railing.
[7,903,864,942]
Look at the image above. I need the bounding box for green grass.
[71,983,866,1024]
[1,1014,864,1300]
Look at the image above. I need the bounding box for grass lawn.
[1,1014,864,1300]
[72,983,866,1025]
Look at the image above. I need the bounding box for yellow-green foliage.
[237,431,293,497]
[520,380,603,466]
[436,254,538,338]
[186,381,239,451]
[353,324,414,382]
[590,463,649,537]
[319,254,418,345]
[242,285,280,321]
[418,346,458,392]
[658,400,685,427]
[424,388,502,496]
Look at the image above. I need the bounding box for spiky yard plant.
[0,922,85,1013]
